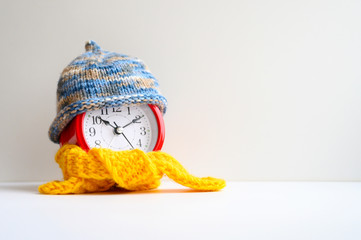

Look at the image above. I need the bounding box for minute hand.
[122,115,144,128]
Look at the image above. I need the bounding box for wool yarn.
[49,40,167,144]
[39,144,226,194]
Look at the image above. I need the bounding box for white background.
[1,181,361,240]
[0,0,361,182]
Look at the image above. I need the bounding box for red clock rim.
[75,104,165,152]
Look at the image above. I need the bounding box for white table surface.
[0,181,360,240]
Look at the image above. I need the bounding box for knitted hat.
[48,40,167,143]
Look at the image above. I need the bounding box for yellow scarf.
[39,144,226,194]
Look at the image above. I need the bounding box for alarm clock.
[60,104,164,152]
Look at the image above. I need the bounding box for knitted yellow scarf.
[39,144,226,194]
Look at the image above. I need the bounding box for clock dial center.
[114,126,124,135]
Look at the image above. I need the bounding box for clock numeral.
[134,115,142,123]
[112,107,122,113]
[95,140,101,147]
[92,116,102,125]
[140,127,146,135]
[127,107,131,115]
[101,108,109,115]
[89,127,96,137]
[137,139,142,147]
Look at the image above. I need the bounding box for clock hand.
[113,121,134,148]
[121,133,134,149]
[122,115,144,128]
[98,117,116,129]
[113,122,127,136]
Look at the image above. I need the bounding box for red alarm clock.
[60,104,165,152]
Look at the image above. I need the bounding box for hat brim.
[48,93,167,143]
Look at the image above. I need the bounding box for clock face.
[82,105,159,152]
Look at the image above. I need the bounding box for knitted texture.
[49,40,167,143]
[38,145,226,194]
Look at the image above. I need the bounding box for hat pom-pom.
[85,40,101,52]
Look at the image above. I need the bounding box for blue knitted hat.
[49,40,167,143]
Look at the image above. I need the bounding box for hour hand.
[99,117,116,129]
